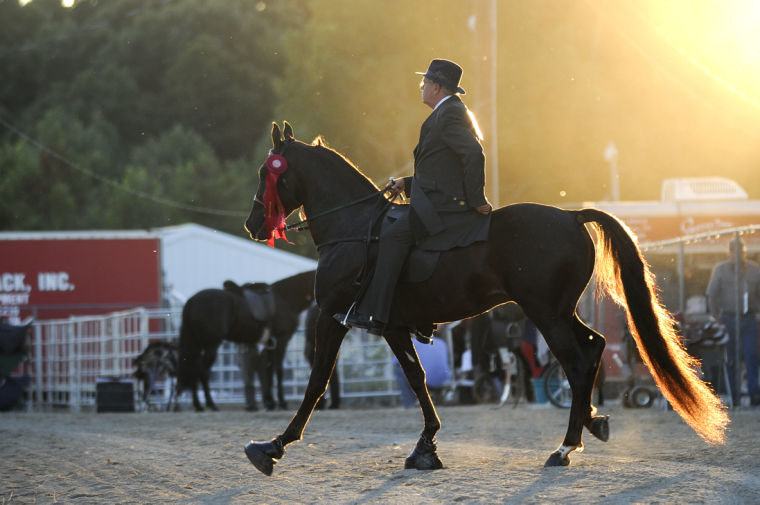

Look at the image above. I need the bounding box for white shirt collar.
[433,94,453,111]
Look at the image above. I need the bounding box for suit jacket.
[405,95,491,251]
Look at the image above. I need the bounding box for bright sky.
[640,0,760,109]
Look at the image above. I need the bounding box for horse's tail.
[576,208,728,445]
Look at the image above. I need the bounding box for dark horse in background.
[242,122,728,476]
[176,270,315,411]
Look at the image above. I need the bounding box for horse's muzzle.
[244,219,267,241]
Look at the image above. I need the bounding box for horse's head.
[245,122,303,244]
[245,121,381,247]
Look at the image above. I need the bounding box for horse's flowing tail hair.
[577,208,729,445]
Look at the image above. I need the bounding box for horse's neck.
[295,147,381,247]
[303,194,381,247]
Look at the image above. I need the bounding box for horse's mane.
[291,136,379,192]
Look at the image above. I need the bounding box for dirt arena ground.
[2,401,759,504]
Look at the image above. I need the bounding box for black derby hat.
[416,59,466,95]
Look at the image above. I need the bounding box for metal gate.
[18,307,400,411]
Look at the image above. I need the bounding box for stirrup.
[339,301,357,326]
[413,324,437,344]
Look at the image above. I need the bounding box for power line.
[0,114,248,218]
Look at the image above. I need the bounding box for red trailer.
[0,232,162,323]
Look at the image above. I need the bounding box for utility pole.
[489,0,499,207]
[604,141,620,201]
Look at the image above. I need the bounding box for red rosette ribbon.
[263,154,291,247]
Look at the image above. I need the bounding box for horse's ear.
[271,122,283,151]
[283,121,295,141]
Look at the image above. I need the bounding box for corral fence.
[13,225,760,411]
[16,307,402,411]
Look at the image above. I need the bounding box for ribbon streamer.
[263,154,291,247]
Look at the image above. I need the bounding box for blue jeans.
[720,313,759,401]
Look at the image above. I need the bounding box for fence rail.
[17,307,401,411]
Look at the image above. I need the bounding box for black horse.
[176,270,315,411]
[242,122,728,475]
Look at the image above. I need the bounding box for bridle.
[255,142,398,239]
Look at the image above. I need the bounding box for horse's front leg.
[244,314,346,475]
[385,329,443,471]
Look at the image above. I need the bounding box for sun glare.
[637,0,760,109]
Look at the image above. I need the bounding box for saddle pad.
[243,289,277,322]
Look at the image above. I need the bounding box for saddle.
[243,288,277,322]
[223,280,277,322]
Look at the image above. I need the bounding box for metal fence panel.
[19,307,402,411]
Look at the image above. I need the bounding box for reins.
[283,182,395,232]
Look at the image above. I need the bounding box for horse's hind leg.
[201,348,219,411]
[577,320,609,441]
[384,328,443,470]
[244,313,346,476]
[540,315,607,467]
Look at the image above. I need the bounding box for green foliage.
[0,0,300,242]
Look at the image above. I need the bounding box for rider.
[335,59,492,336]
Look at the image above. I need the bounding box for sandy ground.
[2,401,759,505]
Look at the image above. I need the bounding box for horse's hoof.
[544,451,570,467]
[209,405,219,412]
[589,415,610,442]
[244,439,285,476]
[404,436,443,470]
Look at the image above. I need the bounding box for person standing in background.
[706,237,760,406]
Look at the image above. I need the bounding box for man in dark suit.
[336,59,492,336]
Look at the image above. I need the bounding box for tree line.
[6,0,749,260]
[0,0,476,258]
